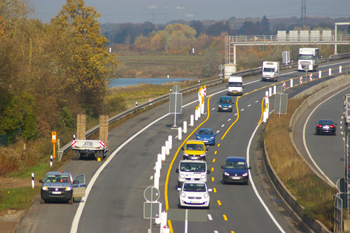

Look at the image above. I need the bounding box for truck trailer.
[298,48,319,71]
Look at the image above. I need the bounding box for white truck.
[71,114,108,161]
[226,76,243,96]
[298,48,319,71]
[262,61,280,81]
[176,160,210,188]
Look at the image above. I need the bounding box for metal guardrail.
[57,52,350,159]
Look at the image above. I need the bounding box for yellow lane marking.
[231,231,236,233]
[211,167,214,171]
[217,143,220,147]
[217,200,221,205]
[223,214,228,221]
[166,96,212,233]
[211,177,214,182]
[213,188,217,193]
[214,151,217,155]
[221,97,240,140]
[212,158,216,163]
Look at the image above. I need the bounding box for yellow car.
[182,140,208,160]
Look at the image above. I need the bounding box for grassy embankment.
[264,98,338,230]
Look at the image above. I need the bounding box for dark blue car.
[221,157,250,185]
[195,128,216,145]
[218,96,233,112]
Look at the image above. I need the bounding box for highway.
[15,60,350,233]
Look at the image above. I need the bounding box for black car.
[315,119,337,135]
[39,170,86,204]
[221,157,250,185]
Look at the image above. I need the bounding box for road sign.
[144,186,160,202]
[172,85,180,93]
[143,202,160,219]
[169,93,182,114]
[274,93,288,115]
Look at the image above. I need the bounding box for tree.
[52,0,118,116]
[202,47,223,78]
[261,15,271,35]
[189,20,204,37]
[206,21,231,36]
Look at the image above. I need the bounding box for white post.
[273,85,276,95]
[309,73,312,81]
[195,107,198,121]
[155,203,162,225]
[165,141,170,156]
[265,91,268,98]
[168,135,172,150]
[160,212,168,232]
[50,155,53,167]
[32,173,35,188]
[162,146,166,159]
[339,65,342,73]
[329,68,331,76]
[290,78,293,87]
[200,102,204,115]
[160,150,165,162]
[154,172,159,189]
[198,105,201,118]
[157,153,162,167]
[183,121,187,134]
[319,70,322,78]
[268,87,272,96]
[190,115,194,126]
[178,127,182,141]
[299,76,302,84]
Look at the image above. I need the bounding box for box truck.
[262,61,280,81]
[298,48,319,71]
[227,76,243,96]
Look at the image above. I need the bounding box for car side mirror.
[73,180,79,184]
[248,167,252,170]
[207,169,210,174]
[208,188,213,192]
[39,180,43,183]
[221,165,224,169]
[177,187,181,191]
[176,168,179,173]
[335,123,337,125]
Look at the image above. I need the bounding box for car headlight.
[203,193,209,198]
[181,192,186,198]
[242,173,248,177]
[200,174,206,180]
[218,105,222,107]
[196,136,200,139]
[183,153,188,156]
[180,174,185,179]
[42,186,48,191]
[224,172,230,176]
[200,154,206,157]
[210,137,214,139]
[65,186,72,191]
[229,105,232,108]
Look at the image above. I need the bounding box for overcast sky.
[30,0,350,25]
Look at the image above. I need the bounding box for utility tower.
[301,0,306,23]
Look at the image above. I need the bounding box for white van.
[227,76,243,96]
[262,61,279,81]
[176,160,210,188]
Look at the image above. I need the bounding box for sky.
[29,0,350,25]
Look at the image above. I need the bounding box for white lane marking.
[228,118,231,121]
[221,124,225,128]
[341,132,344,135]
[248,104,251,107]
[241,109,244,111]
[255,100,259,103]
[216,130,220,134]
[247,123,286,233]
[214,231,219,233]
[208,214,213,220]
[344,138,346,141]
[234,113,237,116]
[340,126,343,129]
[212,107,216,110]
[303,85,350,188]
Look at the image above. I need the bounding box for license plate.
[191,157,198,160]
[52,191,61,194]
[323,126,329,129]
[204,140,209,143]
[223,108,227,110]
[190,200,200,204]
[231,177,240,180]
[233,92,237,94]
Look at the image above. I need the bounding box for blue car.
[195,128,216,146]
[221,157,250,185]
[218,96,233,112]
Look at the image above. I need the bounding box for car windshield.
[263,68,275,72]
[180,162,205,172]
[185,143,204,151]
[199,129,213,135]
[183,183,206,192]
[318,120,334,125]
[44,174,71,183]
[299,54,314,60]
[225,161,247,169]
[219,98,231,104]
[228,82,242,87]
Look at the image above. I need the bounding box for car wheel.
[68,197,73,204]
[40,198,45,204]
[334,131,336,136]
[178,203,182,209]
[222,179,226,184]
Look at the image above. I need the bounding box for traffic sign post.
[169,86,182,128]
[144,186,160,233]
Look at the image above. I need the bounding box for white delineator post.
[155,203,162,225]
[160,212,168,232]
[319,70,322,78]
[273,85,276,95]
[32,173,35,189]
[190,115,194,127]
[198,104,201,118]
[50,155,53,167]
[299,76,302,84]
[157,153,162,169]
[168,135,172,150]
[339,65,342,73]
[268,87,272,96]
[309,73,312,81]
[183,121,187,134]
[162,146,166,159]
[154,172,159,189]
[178,127,182,141]
[165,141,170,156]
[290,79,293,88]
[329,68,332,76]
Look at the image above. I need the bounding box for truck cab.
[298,48,319,71]
[262,61,280,81]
